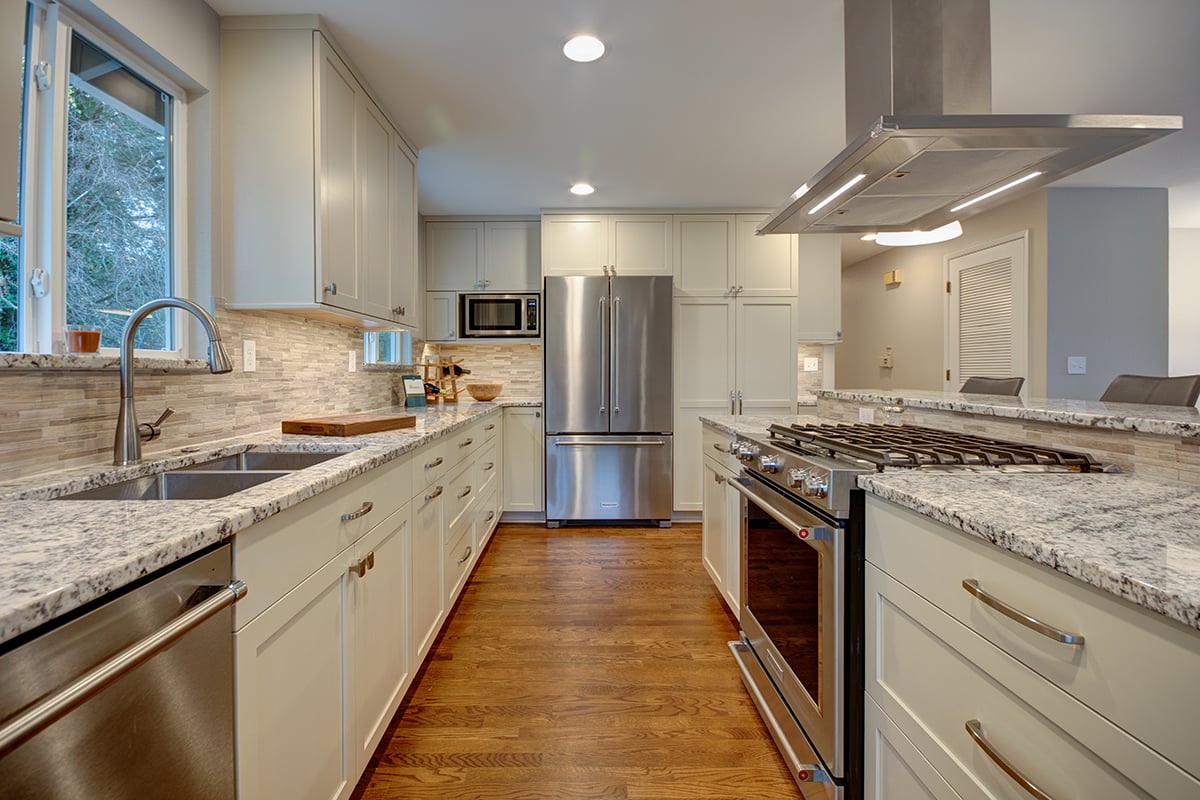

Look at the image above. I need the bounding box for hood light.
[569,182,595,196]
[808,174,867,215]
[875,220,963,247]
[860,233,878,242]
[951,171,1044,213]
[563,35,605,63]
[791,183,810,201]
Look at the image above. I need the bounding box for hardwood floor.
[351,523,803,800]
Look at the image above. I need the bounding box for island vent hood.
[758,0,1182,236]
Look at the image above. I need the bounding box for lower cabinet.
[700,423,743,618]
[502,406,543,513]
[235,410,507,799]
[865,495,1200,800]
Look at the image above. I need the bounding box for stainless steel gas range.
[725,423,1102,800]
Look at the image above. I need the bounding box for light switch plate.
[242,340,256,372]
[348,350,357,372]
[1067,356,1086,375]
[859,407,875,424]
[804,357,819,372]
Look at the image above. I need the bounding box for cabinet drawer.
[475,484,501,553]
[866,496,1200,775]
[443,512,474,603]
[867,563,1200,799]
[446,423,482,468]
[475,439,499,496]
[413,440,448,492]
[702,424,741,474]
[234,456,408,628]
[864,694,963,800]
[443,460,476,531]
[478,415,500,444]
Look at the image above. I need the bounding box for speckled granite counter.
[0,399,539,645]
[700,413,1200,631]
[819,388,1200,438]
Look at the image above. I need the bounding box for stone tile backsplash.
[421,342,543,399]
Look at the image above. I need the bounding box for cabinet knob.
[324,282,337,295]
[393,305,406,316]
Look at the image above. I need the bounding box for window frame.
[17,1,190,359]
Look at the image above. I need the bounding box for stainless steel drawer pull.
[424,485,444,502]
[424,456,444,469]
[965,720,1055,800]
[712,442,730,453]
[483,462,494,471]
[341,501,373,522]
[714,473,726,484]
[459,437,474,448]
[458,485,472,499]
[0,580,247,758]
[485,511,495,522]
[484,424,495,431]
[349,559,367,578]
[366,551,375,570]
[962,579,1085,646]
[456,545,473,565]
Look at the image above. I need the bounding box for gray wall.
[1046,188,1168,399]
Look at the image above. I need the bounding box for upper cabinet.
[425,219,539,292]
[542,214,672,276]
[220,19,418,329]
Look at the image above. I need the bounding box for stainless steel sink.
[175,451,346,472]
[56,470,291,501]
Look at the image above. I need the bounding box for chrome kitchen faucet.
[113,297,234,465]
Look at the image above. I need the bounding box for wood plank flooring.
[350,523,803,800]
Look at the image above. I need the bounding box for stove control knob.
[759,455,783,473]
[737,443,760,461]
[804,473,829,499]
[786,468,809,489]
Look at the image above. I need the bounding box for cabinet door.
[542,215,607,275]
[389,136,418,327]
[349,504,410,774]
[675,215,735,296]
[865,694,964,800]
[673,298,736,510]
[236,555,350,800]
[484,220,540,291]
[795,234,842,342]
[358,96,394,321]
[721,467,741,615]
[409,485,444,664]
[316,39,363,313]
[424,291,457,342]
[609,214,672,275]
[502,407,543,512]
[735,297,797,413]
[735,214,797,296]
[426,221,484,291]
[701,459,729,601]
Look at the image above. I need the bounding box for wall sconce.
[883,269,902,287]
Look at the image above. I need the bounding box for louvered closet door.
[945,235,1028,393]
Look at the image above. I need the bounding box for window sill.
[0,352,213,373]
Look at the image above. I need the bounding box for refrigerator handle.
[598,295,608,417]
[612,296,621,415]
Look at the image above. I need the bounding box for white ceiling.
[203,0,1200,250]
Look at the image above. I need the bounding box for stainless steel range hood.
[759,0,1182,236]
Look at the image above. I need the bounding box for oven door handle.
[728,477,833,542]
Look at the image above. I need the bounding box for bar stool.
[1099,374,1200,406]
[959,376,1025,396]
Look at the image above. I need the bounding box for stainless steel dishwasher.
[0,543,246,798]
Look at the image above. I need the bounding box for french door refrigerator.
[544,275,673,526]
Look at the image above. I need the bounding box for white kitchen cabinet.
[409,477,445,665]
[426,220,541,292]
[220,20,418,329]
[388,134,419,327]
[701,454,741,618]
[502,406,543,513]
[424,291,457,342]
[674,296,796,510]
[541,214,672,276]
[864,694,963,800]
[866,496,1200,799]
[674,214,797,297]
[235,552,351,800]
[794,234,841,342]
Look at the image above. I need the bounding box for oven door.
[729,472,844,780]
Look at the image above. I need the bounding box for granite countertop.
[0,398,540,645]
[818,388,1200,439]
[699,413,1200,631]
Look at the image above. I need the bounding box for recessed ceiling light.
[563,35,605,63]
[570,182,595,196]
[875,220,963,247]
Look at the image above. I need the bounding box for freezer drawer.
[546,435,672,522]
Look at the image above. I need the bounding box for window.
[1,1,29,353]
[5,3,185,355]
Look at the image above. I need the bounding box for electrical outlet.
[859,407,875,424]
[348,350,357,372]
[242,340,256,372]
[879,346,894,369]
[1067,356,1086,375]
[803,357,819,372]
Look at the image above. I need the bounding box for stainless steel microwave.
[459,293,539,338]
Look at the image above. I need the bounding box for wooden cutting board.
[281,413,417,436]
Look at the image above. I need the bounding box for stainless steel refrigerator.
[543,275,673,526]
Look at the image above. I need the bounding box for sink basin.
[175,451,346,472]
[56,470,292,501]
